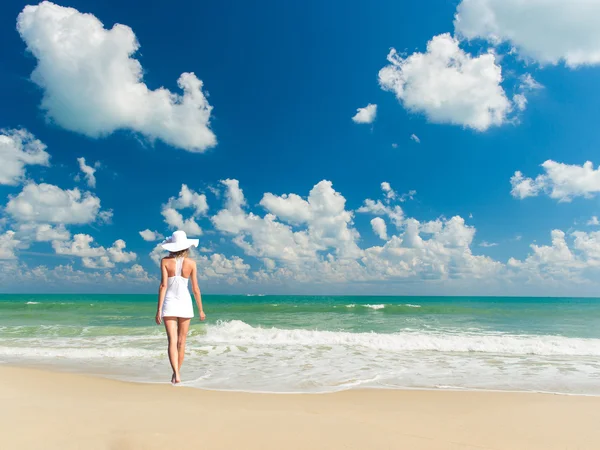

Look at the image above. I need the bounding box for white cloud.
[53,234,106,258]
[98,210,113,224]
[512,94,527,112]
[196,253,250,283]
[107,239,137,263]
[359,216,501,282]
[161,184,208,235]
[1,262,156,286]
[380,182,396,200]
[0,231,20,260]
[357,182,405,226]
[122,264,153,282]
[351,104,377,124]
[519,74,543,91]
[139,229,164,241]
[410,134,421,144]
[391,143,398,149]
[510,171,543,199]
[0,129,50,186]
[208,180,506,286]
[17,2,216,152]
[378,33,512,131]
[150,244,165,266]
[480,241,498,248]
[371,218,388,240]
[76,157,99,188]
[17,223,70,242]
[212,179,362,264]
[513,74,543,112]
[587,216,600,226]
[511,160,600,202]
[259,192,312,225]
[399,190,417,203]
[455,0,600,68]
[5,182,103,224]
[357,200,404,226]
[52,234,136,269]
[506,230,600,283]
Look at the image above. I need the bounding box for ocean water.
[1,294,600,395]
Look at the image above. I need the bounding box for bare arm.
[190,261,205,321]
[155,259,168,325]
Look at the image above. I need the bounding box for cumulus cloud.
[52,234,136,269]
[370,218,388,240]
[0,129,50,186]
[161,184,208,235]
[381,182,396,200]
[357,200,404,226]
[5,182,104,224]
[150,244,166,267]
[0,231,21,260]
[107,239,137,263]
[587,216,600,226]
[359,216,501,281]
[378,33,512,131]
[506,229,600,283]
[212,179,362,264]
[455,0,600,68]
[351,104,377,124]
[139,229,164,241]
[17,223,70,242]
[17,1,216,152]
[52,234,106,258]
[207,179,507,286]
[410,134,421,144]
[1,262,155,287]
[196,253,250,284]
[121,264,153,282]
[76,157,99,188]
[357,182,406,226]
[511,160,600,202]
[513,74,543,112]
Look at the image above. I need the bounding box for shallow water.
[1,294,600,394]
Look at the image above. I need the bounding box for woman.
[155,230,206,384]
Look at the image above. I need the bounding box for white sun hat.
[160,230,199,252]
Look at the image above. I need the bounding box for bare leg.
[177,318,191,373]
[163,317,180,384]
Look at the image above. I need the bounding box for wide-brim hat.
[161,230,199,252]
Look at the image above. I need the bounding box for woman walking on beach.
[155,230,206,384]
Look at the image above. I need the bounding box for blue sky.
[2,0,600,295]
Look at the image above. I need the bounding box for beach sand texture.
[1,366,599,450]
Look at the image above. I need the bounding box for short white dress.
[161,257,194,318]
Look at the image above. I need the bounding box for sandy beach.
[1,366,599,450]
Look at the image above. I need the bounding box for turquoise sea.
[1,294,600,394]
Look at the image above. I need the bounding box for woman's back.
[164,257,193,303]
[164,256,194,279]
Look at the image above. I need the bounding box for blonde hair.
[169,248,189,259]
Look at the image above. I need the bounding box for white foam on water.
[404,304,421,308]
[364,304,385,310]
[204,320,600,356]
[26,302,40,305]
[2,320,600,395]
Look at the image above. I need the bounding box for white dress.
[161,257,194,318]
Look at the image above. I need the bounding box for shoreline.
[2,365,600,449]
[6,361,600,398]
[5,362,600,398]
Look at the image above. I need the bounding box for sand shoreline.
[1,365,600,450]
[8,361,600,398]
